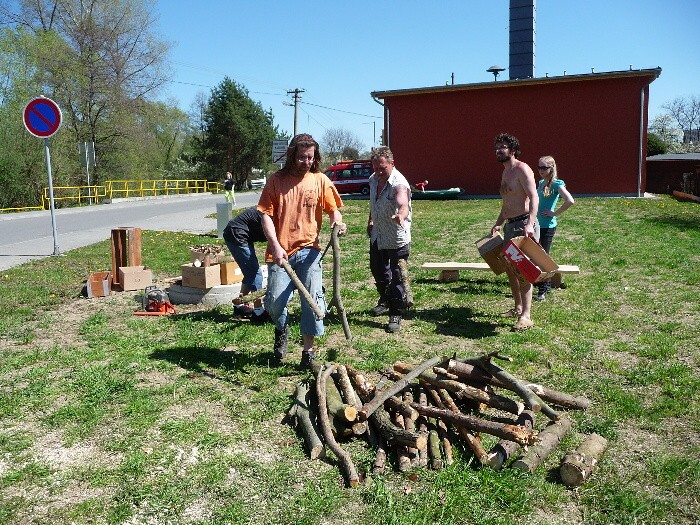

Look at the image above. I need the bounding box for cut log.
[358,356,446,420]
[409,402,537,446]
[393,412,412,472]
[511,414,573,473]
[436,388,489,465]
[428,422,443,470]
[447,358,591,411]
[367,405,427,450]
[336,365,367,435]
[436,419,453,466]
[315,364,360,487]
[233,288,266,305]
[281,260,325,320]
[394,362,524,415]
[397,258,414,308]
[484,410,536,470]
[402,389,419,466]
[461,356,558,419]
[384,395,419,421]
[372,435,387,474]
[291,382,325,460]
[311,362,356,424]
[560,433,608,487]
[417,390,429,467]
[346,365,375,400]
[327,223,352,340]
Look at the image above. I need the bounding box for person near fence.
[257,133,346,369]
[367,146,412,333]
[223,172,235,203]
[535,155,575,301]
[490,133,540,331]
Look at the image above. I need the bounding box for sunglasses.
[538,166,551,170]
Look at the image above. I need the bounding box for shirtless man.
[491,133,540,331]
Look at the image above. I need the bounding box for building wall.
[381,75,654,196]
[646,159,700,195]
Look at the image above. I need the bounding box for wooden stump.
[439,269,460,283]
[560,433,608,487]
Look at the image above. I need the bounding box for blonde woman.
[535,156,575,301]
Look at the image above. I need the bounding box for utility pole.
[287,88,305,136]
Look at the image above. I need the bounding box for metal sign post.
[23,96,63,255]
[79,141,96,204]
[43,138,60,255]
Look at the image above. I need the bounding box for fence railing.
[104,179,210,199]
[0,179,221,213]
[41,185,106,208]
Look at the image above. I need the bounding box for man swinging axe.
[257,134,347,369]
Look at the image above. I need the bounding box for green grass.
[0,195,698,524]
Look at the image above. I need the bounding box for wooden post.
[111,227,142,290]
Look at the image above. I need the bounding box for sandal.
[512,318,534,331]
[499,308,521,318]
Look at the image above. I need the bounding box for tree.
[1,0,173,184]
[662,95,700,153]
[195,77,281,188]
[321,128,364,165]
[646,132,667,156]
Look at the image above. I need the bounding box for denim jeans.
[369,240,410,314]
[225,240,263,291]
[265,248,326,336]
[537,227,557,295]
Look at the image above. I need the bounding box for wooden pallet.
[421,262,580,283]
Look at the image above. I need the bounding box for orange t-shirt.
[257,169,343,261]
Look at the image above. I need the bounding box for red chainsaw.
[134,286,176,316]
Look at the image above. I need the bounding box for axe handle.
[281,260,325,320]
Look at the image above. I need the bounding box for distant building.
[371,68,661,196]
[646,153,700,196]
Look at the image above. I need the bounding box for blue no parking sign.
[23,97,62,138]
[23,96,63,255]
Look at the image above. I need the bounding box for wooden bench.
[421,262,580,283]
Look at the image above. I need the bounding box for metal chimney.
[509,0,536,79]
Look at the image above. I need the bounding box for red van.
[324,160,373,195]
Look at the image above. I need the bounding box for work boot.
[386,314,402,333]
[298,349,317,370]
[273,325,289,364]
[371,299,389,317]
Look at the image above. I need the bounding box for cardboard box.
[219,261,243,284]
[475,233,507,275]
[501,236,559,284]
[181,263,221,289]
[119,265,153,291]
[86,271,112,298]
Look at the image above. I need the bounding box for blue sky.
[155,0,700,151]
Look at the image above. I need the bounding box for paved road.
[0,192,261,271]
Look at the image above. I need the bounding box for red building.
[371,68,661,196]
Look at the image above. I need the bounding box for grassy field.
[0,196,698,525]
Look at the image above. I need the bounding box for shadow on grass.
[641,214,700,231]
[343,305,499,339]
[149,309,302,381]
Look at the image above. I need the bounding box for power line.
[300,101,380,119]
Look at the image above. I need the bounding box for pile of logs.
[288,353,607,488]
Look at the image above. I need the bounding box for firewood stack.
[287,352,597,488]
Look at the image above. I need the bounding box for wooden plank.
[422,262,580,274]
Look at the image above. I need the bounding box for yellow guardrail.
[0,205,45,213]
[1,179,219,213]
[42,185,107,208]
[104,179,209,199]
